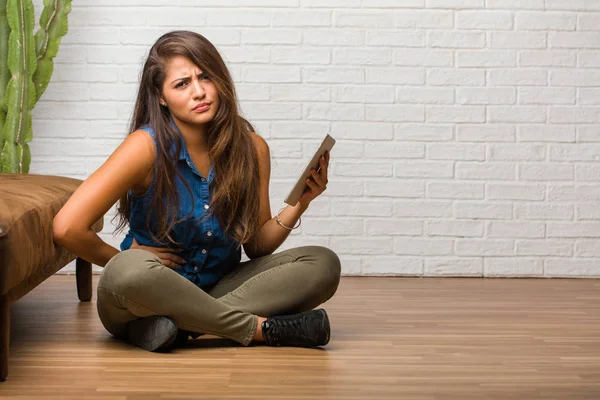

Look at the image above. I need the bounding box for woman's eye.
[176,82,187,88]
[200,74,210,81]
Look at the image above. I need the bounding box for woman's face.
[161,55,220,129]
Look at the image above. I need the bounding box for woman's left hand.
[297,150,330,210]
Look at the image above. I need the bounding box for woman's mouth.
[193,103,210,113]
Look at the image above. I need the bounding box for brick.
[575,164,600,181]
[367,68,424,84]
[487,0,544,9]
[331,122,394,140]
[271,10,331,27]
[366,30,425,47]
[550,70,600,86]
[516,240,573,256]
[396,87,454,104]
[457,87,516,105]
[550,32,600,49]
[241,103,302,120]
[271,47,330,64]
[488,69,548,86]
[426,258,483,276]
[487,183,545,201]
[549,144,600,161]
[333,48,392,65]
[428,31,485,48]
[395,238,454,256]
[394,48,454,67]
[304,30,364,46]
[428,143,485,161]
[426,220,484,237]
[334,11,395,28]
[426,0,484,9]
[305,67,364,83]
[456,162,516,180]
[489,106,547,123]
[427,106,485,123]
[366,219,422,235]
[367,105,425,122]
[395,124,454,141]
[515,203,574,220]
[395,10,453,28]
[427,181,484,199]
[578,125,600,142]
[334,161,393,177]
[491,32,547,49]
[303,218,363,235]
[394,200,453,218]
[484,258,543,277]
[455,239,514,256]
[394,161,453,178]
[548,222,600,238]
[579,88,600,105]
[427,68,485,86]
[518,87,576,105]
[365,142,425,158]
[515,12,576,31]
[304,103,365,121]
[488,221,545,238]
[519,163,574,180]
[457,51,516,67]
[454,202,513,219]
[545,259,600,277]
[518,50,576,67]
[457,125,515,142]
[271,85,330,102]
[489,144,545,161]
[456,11,513,30]
[365,180,425,198]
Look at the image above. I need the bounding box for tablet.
[284,134,336,206]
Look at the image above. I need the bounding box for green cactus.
[0,0,71,173]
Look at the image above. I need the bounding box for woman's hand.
[131,238,186,269]
[297,150,330,210]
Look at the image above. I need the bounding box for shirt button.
[201,178,206,182]
[204,204,209,210]
[207,231,212,237]
[193,266,199,271]
[202,249,207,254]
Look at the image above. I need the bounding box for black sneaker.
[127,316,178,352]
[262,309,330,348]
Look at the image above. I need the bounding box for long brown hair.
[114,30,261,247]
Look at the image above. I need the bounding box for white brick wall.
[29,1,600,278]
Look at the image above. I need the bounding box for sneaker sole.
[127,316,178,352]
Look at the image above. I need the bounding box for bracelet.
[276,207,301,230]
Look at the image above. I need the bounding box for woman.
[53,30,341,352]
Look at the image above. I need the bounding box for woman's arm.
[243,134,329,259]
[52,130,156,267]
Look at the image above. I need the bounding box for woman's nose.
[192,80,205,98]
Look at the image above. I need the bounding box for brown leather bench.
[0,173,103,381]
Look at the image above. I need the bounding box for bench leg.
[0,297,9,382]
[76,258,92,302]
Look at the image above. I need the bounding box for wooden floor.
[0,276,599,399]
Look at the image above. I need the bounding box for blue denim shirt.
[120,123,241,288]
